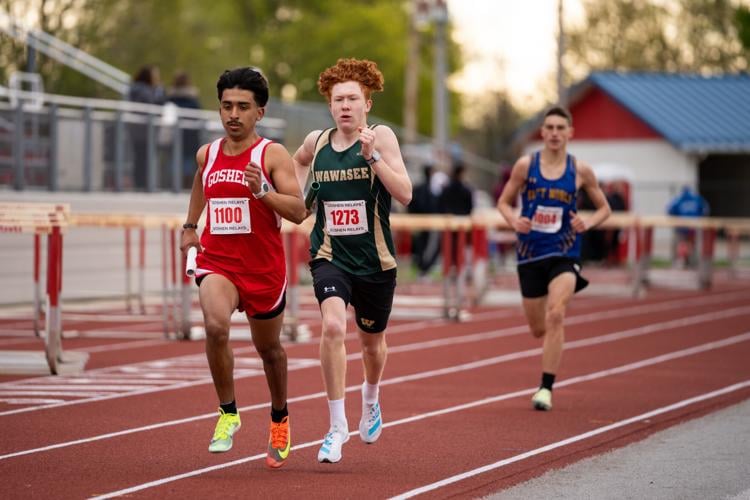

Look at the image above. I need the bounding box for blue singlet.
[516,151,580,264]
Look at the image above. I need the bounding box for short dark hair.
[216,67,269,107]
[543,105,572,125]
[133,65,157,85]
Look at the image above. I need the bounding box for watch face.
[262,182,269,192]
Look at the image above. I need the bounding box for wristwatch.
[365,150,381,166]
[253,180,270,199]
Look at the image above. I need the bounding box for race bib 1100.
[209,198,251,234]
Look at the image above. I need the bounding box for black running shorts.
[517,256,589,298]
[310,258,397,333]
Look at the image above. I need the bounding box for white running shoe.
[317,424,349,463]
[532,388,552,411]
[359,401,382,443]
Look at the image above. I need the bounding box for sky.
[446,0,584,119]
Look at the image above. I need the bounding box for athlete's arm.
[181,144,208,253]
[292,130,320,191]
[572,160,611,232]
[364,125,412,206]
[497,156,531,233]
[257,143,307,224]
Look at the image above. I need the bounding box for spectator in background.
[167,71,203,189]
[578,184,607,263]
[128,65,165,189]
[667,185,710,267]
[408,164,441,278]
[493,164,512,205]
[439,162,475,276]
[439,162,474,216]
[605,181,627,265]
[491,164,515,266]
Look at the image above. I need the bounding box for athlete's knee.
[545,305,565,330]
[527,312,546,338]
[530,324,546,338]
[256,343,286,364]
[204,317,231,343]
[361,335,386,358]
[321,317,347,343]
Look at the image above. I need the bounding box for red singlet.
[194,137,286,315]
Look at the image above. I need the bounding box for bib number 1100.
[213,206,243,224]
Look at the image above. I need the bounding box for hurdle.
[630,215,750,293]
[0,202,89,375]
[69,212,187,338]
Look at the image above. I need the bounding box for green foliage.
[567,0,749,78]
[737,6,750,50]
[1,0,463,136]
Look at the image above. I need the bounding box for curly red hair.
[317,58,384,101]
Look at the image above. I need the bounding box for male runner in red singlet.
[180,67,306,468]
[498,106,610,412]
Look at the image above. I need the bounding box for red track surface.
[1,279,749,499]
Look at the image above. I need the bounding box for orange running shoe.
[266,416,291,468]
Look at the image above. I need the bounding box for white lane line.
[0,391,114,397]
[0,384,163,391]
[0,398,64,404]
[89,336,750,499]
[390,379,750,499]
[0,297,747,417]
[3,323,748,470]
[0,337,41,346]
[75,340,169,353]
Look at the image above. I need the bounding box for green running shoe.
[532,388,552,411]
[208,408,241,453]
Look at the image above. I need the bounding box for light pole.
[432,0,449,170]
[404,1,429,145]
[557,0,567,106]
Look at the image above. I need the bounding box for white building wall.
[525,139,699,257]
[525,139,698,215]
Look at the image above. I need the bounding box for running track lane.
[0,284,748,498]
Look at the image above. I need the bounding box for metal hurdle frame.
[0,202,89,375]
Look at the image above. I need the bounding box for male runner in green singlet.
[293,58,412,463]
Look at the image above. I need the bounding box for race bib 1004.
[531,205,563,233]
[323,200,368,236]
[209,198,251,234]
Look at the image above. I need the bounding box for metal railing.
[0,9,131,95]
[0,86,286,192]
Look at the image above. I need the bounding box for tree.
[1,0,463,136]
[0,0,92,93]
[566,0,748,81]
[458,90,523,165]
[737,5,750,50]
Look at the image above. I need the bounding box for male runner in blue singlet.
[497,106,611,411]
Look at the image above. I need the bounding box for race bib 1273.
[323,200,368,236]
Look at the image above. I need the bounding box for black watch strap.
[183,223,198,230]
